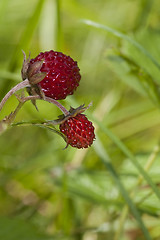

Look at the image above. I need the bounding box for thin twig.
[16,95,69,116]
[0,78,69,116]
[0,79,30,111]
[45,97,69,115]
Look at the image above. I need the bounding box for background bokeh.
[1,0,160,239]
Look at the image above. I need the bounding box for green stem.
[0,101,25,135]
[136,145,160,186]
[0,91,69,135]
[114,206,128,240]
[7,101,25,124]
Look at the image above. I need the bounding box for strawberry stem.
[0,79,30,111]
[45,97,69,116]
[0,79,69,116]
[16,95,69,116]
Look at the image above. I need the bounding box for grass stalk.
[94,138,152,240]
[113,145,160,240]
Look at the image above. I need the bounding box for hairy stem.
[45,97,69,115]
[0,78,69,116]
[0,80,69,135]
[0,79,30,111]
[17,95,69,116]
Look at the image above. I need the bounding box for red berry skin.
[29,50,81,100]
[59,114,95,149]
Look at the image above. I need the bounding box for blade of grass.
[66,97,160,201]
[134,0,154,30]
[94,137,152,240]
[81,19,160,74]
[89,114,160,201]
[3,0,46,95]
[107,51,160,107]
[114,144,160,240]
[55,0,62,50]
[8,0,46,71]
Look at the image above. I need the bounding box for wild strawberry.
[59,113,95,149]
[27,50,81,100]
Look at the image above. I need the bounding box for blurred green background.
[1,0,160,239]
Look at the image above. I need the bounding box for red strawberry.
[59,113,95,149]
[27,50,81,100]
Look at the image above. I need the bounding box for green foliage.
[1,0,160,239]
[0,217,52,240]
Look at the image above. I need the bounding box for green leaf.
[123,29,160,84]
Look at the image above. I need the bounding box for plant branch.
[16,95,69,116]
[45,97,69,115]
[0,82,69,135]
[0,77,69,116]
[0,79,30,111]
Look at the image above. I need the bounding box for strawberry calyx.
[59,104,95,149]
[21,51,47,85]
[47,103,92,126]
[21,51,47,109]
